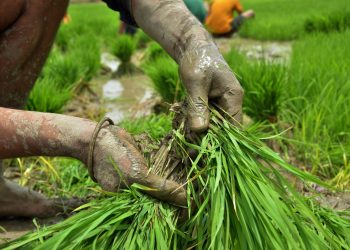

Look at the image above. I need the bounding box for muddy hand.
[179,44,243,132]
[91,125,187,207]
[132,0,243,133]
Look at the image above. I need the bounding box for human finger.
[211,69,244,125]
[180,69,211,133]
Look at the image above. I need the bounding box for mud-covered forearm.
[132,0,214,63]
[0,108,95,162]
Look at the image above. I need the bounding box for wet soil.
[64,52,158,123]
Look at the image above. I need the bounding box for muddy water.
[99,53,156,124]
[64,53,157,122]
[215,36,292,63]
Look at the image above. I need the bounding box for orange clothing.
[205,0,243,34]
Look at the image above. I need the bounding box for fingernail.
[190,116,207,133]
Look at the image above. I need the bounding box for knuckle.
[227,85,244,99]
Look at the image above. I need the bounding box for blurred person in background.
[119,20,137,36]
[184,0,208,24]
[205,0,255,36]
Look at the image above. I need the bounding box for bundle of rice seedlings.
[143,56,186,103]
[112,35,136,76]
[3,111,350,249]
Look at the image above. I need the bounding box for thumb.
[183,76,211,133]
[136,173,188,207]
[186,94,209,133]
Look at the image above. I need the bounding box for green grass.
[42,50,82,88]
[239,0,350,40]
[70,34,101,82]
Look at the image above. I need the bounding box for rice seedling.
[120,113,172,141]
[42,50,82,89]
[225,49,286,122]
[26,77,74,113]
[3,110,350,249]
[239,0,350,40]
[304,10,350,34]
[141,42,169,66]
[54,24,73,52]
[31,158,97,198]
[143,56,186,103]
[112,35,136,75]
[70,34,101,82]
[282,30,350,180]
[67,2,119,50]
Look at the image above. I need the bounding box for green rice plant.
[33,158,97,198]
[225,49,286,122]
[282,31,350,179]
[120,113,172,141]
[42,51,82,89]
[68,3,119,50]
[240,62,286,123]
[70,34,101,82]
[141,42,168,66]
[25,77,73,113]
[54,24,73,52]
[112,35,136,63]
[3,111,350,249]
[112,35,136,75]
[304,10,350,34]
[239,0,350,40]
[143,56,185,103]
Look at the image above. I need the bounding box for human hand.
[242,9,255,19]
[89,125,187,207]
[179,43,244,133]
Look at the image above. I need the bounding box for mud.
[64,53,157,123]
